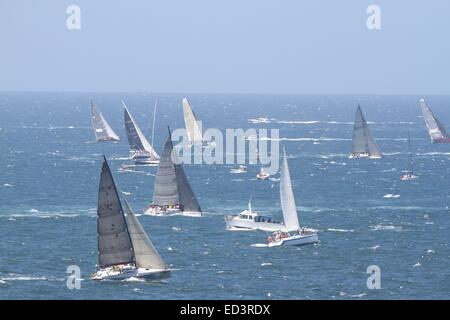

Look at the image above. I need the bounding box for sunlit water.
[0,93,449,299]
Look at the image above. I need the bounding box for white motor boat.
[225,198,284,232]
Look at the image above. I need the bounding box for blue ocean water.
[0,93,449,299]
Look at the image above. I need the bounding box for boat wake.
[370,224,403,231]
[251,243,269,248]
[327,228,354,233]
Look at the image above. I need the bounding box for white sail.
[280,148,300,232]
[124,199,167,270]
[351,105,382,158]
[90,99,120,141]
[182,98,203,144]
[420,98,449,142]
[123,101,160,160]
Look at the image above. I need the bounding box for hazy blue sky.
[1,0,449,94]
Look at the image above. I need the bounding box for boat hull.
[144,207,201,217]
[268,233,318,247]
[91,267,171,281]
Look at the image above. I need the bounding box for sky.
[1,0,450,94]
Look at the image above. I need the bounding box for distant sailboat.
[145,127,202,216]
[122,101,160,165]
[90,99,120,142]
[256,166,270,180]
[91,156,170,281]
[182,98,212,146]
[267,148,318,247]
[349,105,382,159]
[420,98,450,143]
[400,132,418,181]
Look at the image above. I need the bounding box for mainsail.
[420,99,449,142]
[182,98,203,144]
[123,101,159,160]
[152,129,202,213]
[280,148,300,232]
[97,157,134,268]
[90,99,120,142]
[124,199,167,270]
[351,105,382,158]
[152,136,179,206]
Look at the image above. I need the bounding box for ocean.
[0,92,449,299]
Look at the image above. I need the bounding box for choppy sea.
[0,93,449,299]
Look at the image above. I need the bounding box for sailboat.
[182,98,212,147]
[256,166,270,180]
[225,196,284,232]
[420,98,450,143]
[144,127,202,216]
[91,156,170,281]
[90,99,120,142]
[349,105,382,159]
[267,148,318,247]
[400,132,418,181]
[122,101,160,165]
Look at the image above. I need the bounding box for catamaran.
[256,166,270,180]
[90,99,120,142]
[349,105,382,159]
[400,132,418,181]
[91,156,170,281]
[420,98,450,143]
[123,101,160,165]
[144,128,202,216]
[225,196,284,231]
[182,98,213,147]
[267,148,318,247]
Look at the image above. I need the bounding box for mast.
[407,131,414,173]
[151,98,157,148]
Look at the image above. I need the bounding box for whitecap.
[383,194,400,199]
[261,263,272,266]
[370,224,402,231]
[327,228,354,233]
